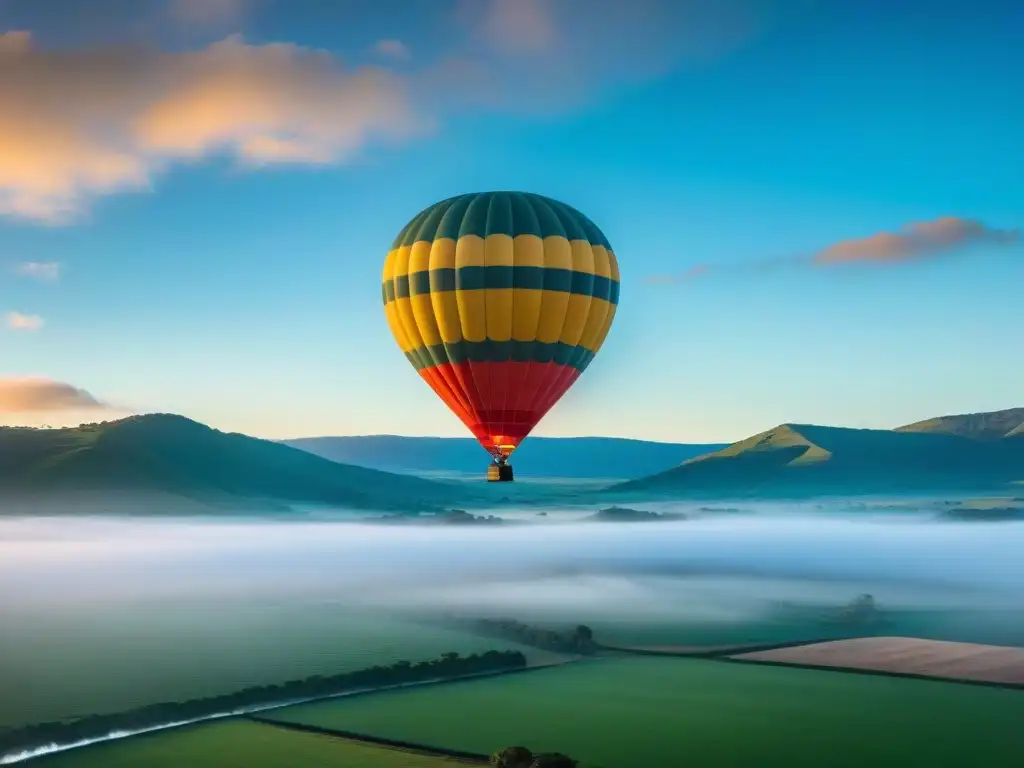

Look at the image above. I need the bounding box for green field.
[264,656,1024,768]
[0,603,548,729]
[28,719,471,767]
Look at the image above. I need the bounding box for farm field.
[263,656,1024,768]
[25,719,473,767]
[0,602,544,729]
[733,637,1024,685]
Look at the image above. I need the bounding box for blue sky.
[1,0,1021,443]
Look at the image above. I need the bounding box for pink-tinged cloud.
[0,377,105,413]
[14,261,60,281]
[6,311,44,331]
[0,31,421,223]
[374,39,411,60]
[0,3,766,224]
[462,0,558,55]
[814,217,1021,265]
[448,0,765,113]
[647,217,1020,285]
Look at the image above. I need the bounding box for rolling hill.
[0,414,469,512]
[281,435,724,479]
[896,407,1024,440]
[612,412,1024,497]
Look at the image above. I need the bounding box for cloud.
[6,311,43,331]
[813,217,1022,265]
[451,0,766,111]
[647,217,1021,285]
[14,261,60,281]
[0,31,421,223]
[0,377,105,413]
[463,0,558,55]
[374,39,410,60]
[168,0,247,28]
[0,1,767,224]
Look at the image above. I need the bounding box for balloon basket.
[487,463,514,482]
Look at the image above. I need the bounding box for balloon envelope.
[382,191,620,460]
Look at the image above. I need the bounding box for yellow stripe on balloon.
[535,236,572,343]
[428,237,462,343]
[455,234,486,342]
[578,296,611,352]
[558,240,595,345]
[510,233,544,341]
[429,238,457,271]
[383,300,414,352]
[591,244,613,279]
[484,233,514,342]
[569,239,596,275]
[512,234,545,267]
[511,288,543,342]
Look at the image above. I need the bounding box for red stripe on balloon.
[418,361,579,456]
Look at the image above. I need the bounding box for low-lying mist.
[3,505,1023,613]
[3,503,1024,729]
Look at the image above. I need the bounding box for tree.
[491,746,534,768]
[572,625,596,654]
[839,593,879,627]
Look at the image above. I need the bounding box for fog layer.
[3,507,1023,612]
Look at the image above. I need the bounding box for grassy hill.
[611,415,1024,497]
[896,407,1024,440]
[281,435,724,479]
[0,414,469,512]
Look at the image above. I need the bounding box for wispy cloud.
[14,261,60,281]
[813,217,1021,266]
[462,0,558,55]
[6,311,44,331]
[0,1,766,224]
[0,376,105,413]
[0,31,420,224]
[450,0,765,112]
[646,217,1022,285]
[374,39,410,60]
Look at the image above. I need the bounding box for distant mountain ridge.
[281,435,725,479]
[613,408,1024,497]
[0,414,467,512]
[4,407,1020,510]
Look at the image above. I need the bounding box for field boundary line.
[0,660,581,765]
[247,716,488,763]
[716,656,1024,691]
[595,637,840,658]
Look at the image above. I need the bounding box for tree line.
[0,649,526,758]
[437,617,598,656]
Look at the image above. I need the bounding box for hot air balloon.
[381,192,620,482]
